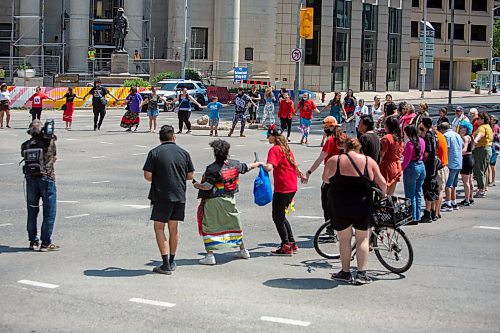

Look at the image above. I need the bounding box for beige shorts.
[437,166,449,193]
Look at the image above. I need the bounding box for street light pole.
[421,0,428,99]
[180,0,188,80]
[448,0,455,109]
[293,0,305,106]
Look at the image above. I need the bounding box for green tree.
[494,19,500,58]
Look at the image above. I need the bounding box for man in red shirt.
[26,87,55,121]
[278,92,295,142]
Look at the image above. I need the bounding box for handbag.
[61,103,67,111]
[253,166,273,206]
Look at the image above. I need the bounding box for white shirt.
[0,91,10,102]
[451,114,469,133]
[354,105,369,128]
[371,103,382,116]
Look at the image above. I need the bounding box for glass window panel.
[470,25,487,41]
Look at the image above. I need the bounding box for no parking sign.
[290,48,303,63]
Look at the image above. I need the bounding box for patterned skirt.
[120,110,140,128]
[197,196,243,251]
[62,102,74,122]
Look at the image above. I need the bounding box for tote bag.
[253,166,273,206]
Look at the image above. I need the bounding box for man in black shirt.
[143,125,195,275]
[21,120,59,252]
[81,79,119,131]
[383,94,397,117]
[358,115,381,163]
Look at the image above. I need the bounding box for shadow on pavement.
[0,245,31,253]
[83,267,152,277]
[263,277,339,290]
[367,269,406,281]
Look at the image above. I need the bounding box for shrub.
[152,71,178,84]
[123,78,150,87]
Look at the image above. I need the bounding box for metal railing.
[188,60,253,82]
[0,55,60,82]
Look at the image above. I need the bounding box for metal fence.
[0,56,60,82]
[188,60,253,83]
[87,58,151,76]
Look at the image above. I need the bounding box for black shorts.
[151,201,186,222]
[331,214,373,232]
[460,155,474,175]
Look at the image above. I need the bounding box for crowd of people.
[13,83,500,285]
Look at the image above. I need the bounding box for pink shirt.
[402,137,426,170]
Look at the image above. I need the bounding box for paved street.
[1,109,499,332]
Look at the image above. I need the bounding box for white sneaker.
[199,253,216,265]
[233,249,250,259]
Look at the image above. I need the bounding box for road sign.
[419,21,435,70]
[233,67,249,81]
[290,48,303,63]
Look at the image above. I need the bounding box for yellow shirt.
[473,124,493,147]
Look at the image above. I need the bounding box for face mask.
[303,96,308,100]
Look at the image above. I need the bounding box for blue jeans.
[26,176,57,245]
[403,161,426,221]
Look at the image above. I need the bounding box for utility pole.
[180,0,188,80]
[448,0,455,109]
[489,5,500,95]
[293,0,305,106]
[421,0,427,99]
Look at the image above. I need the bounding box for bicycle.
[313,194,414,274]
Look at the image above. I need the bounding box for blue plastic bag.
[254,166,273,206]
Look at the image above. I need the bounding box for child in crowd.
[202,96,230,136]
[347,98,369,139]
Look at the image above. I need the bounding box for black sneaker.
[169,261,177,271]
[153,264,172,275]
[354,271,373,285]
[441,203,452,212]
[451,203,459,210]
[469,199,475,205]
[29,241,40,251]
[430,210,437,221]
[421,210,432,223]
[331,270,352,283]
[458,200,470,207]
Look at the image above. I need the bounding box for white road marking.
[132,152,147,156]
[302,160,314,163]
[300,186,315,190]
[65,214,90,219]
[236,144,247,147]
[473,226,500,230]
[128,298,176,308]
[18,280,59,289]
[91,180,110,184]
[100,141,114,145]
[135,145,147,148]
[57,200,79,203]
[91,156,106,159]
[8,134,18,137]
[0,223,13,227]
[123,204,150,209]
[0,163,14,166]
[260,316,310,327]
[297,215,323,219]
[203,147,212,150]
[66,138,76,141]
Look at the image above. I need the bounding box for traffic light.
[300,8,314,40]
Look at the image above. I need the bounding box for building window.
[332,0,352,91]
[450,0,465,10]
[412,0,420,8]
[448,23,465,40]
[470,25,487,41]
[426,0,442,9]
[190,27,208,59]
[0,23,12,56]
[361,3,377,91]
[471,0,487,12]
[387,7,402,91]
[411,21,419,38]
[430,22,442,39]
[363,4,377,31]
[244,47,253,61]
[92,0,124,19]
[305,0,322,66]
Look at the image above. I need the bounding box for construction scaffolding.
[8,0,66,83]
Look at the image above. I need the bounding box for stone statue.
[113,8,128,53]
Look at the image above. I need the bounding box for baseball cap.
[455,106,464,112]
[323,116,337,128]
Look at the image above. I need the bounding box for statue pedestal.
[111,53,129,75]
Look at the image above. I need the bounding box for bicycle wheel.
[373,226,413,273]
[313,221,340,259]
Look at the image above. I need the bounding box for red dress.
[62,93,76,122]
[380,134,404,187]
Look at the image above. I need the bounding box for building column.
[213,0,240,64]
[400,0,411,91]
[124,0,144,57]
[18,0,40,57]
[168,0,188,60]
[68,0,89,73]
[349,0,363,92]
[376,0,389,92]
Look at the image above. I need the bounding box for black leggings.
[321,182,330,223]
[178,110,191,132]
[31,108,42,121]
[93,108,106,129]
[280,117,292,138]
[272,192,296,244]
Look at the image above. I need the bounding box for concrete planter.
[17,69,36,78]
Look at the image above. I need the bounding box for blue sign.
[234,67,248,81]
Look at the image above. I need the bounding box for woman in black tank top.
[322,138,387,284]
[459,123,475,205]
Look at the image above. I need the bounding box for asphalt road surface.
[1,109,499,332]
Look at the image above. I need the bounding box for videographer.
[21,120,59,252]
